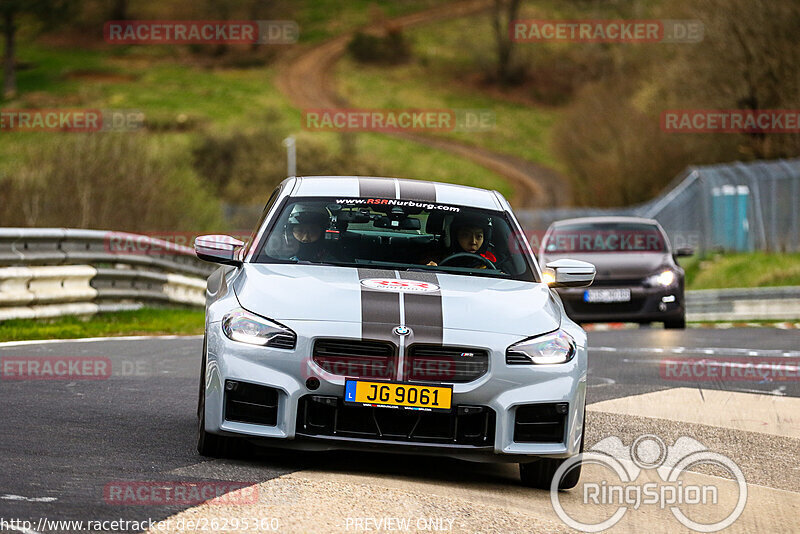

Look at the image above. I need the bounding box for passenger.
[427,214,497,268]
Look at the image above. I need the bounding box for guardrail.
[1,228,798,322]
[0,228,216,321]
[686,286,800,321]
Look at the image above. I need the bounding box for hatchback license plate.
[344,380,452,412]
[584,288,631,303]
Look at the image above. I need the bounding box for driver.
[267,205,333,261]
[426,213,497,268]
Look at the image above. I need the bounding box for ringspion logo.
[552,434,746,532]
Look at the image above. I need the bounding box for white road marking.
[1,494,57,503]
[728,386,788,397]
[4,525,43,534]
[592,346,800,357]
[588,376,616,388]
[0,335,203,348]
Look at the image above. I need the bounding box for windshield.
[544,222,667,253]
[252,197,535,281]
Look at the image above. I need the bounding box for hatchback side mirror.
[195,235,245,266]
[543,259,595,288]
[675,247,694,257]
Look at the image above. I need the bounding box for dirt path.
[276,0,569,208]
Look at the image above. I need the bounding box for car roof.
[548,216,661,227]
[289,176,505,211]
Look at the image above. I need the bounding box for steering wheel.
[438,252,497,270]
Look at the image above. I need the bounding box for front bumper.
[203,320,587,462]
[557,284,685,323]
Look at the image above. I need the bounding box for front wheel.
[196,338,243,458]
[520,430,584,490]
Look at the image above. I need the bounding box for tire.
[520,427,584,490]
[664,316,686,329]
[196,337,243,458]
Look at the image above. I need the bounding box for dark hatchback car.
[539,216,692,329]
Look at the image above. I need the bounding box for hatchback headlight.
[222,308,296,348]
[506,330,576,365]
[646,269,676,287]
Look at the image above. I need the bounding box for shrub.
[0,133,224,232]
[347,27,411,65]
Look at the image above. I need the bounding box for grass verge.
[681,252,800,290]
[0,308,205,342]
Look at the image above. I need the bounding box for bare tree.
[491,0,522,85]
[1,3,17,99]
[1,0,74,99]
[659,0,800,158]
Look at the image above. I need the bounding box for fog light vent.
[513,403,567,443]
[224,380,279,426]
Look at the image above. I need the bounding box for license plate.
[584,288,631,303]
[344,379,452,412]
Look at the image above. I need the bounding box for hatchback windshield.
[544,222,667,253]
[253,197,535,281]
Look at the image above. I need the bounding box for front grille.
[224,381,279,426]
[313,339,396,379]
[297,396,495,446]
[568,298,645,315]
[514,403,567,443]
[405,345,489,383]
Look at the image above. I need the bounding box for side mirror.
[195,235,245,266]
[543,259,595,288]
[675,247,694,257]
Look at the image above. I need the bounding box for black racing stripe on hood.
[398,180,436,202]
[358,178,397,199]
[398,271,443,345]
[357,268,401,342]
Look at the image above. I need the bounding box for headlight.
[646,269,676,287]
[506,330,576,365]
[222,308,296,348]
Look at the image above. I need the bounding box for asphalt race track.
[1,330,798,533]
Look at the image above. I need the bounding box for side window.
[244,187,281,258]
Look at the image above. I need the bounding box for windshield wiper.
[291,259,363,268]
[407,266,511,279]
